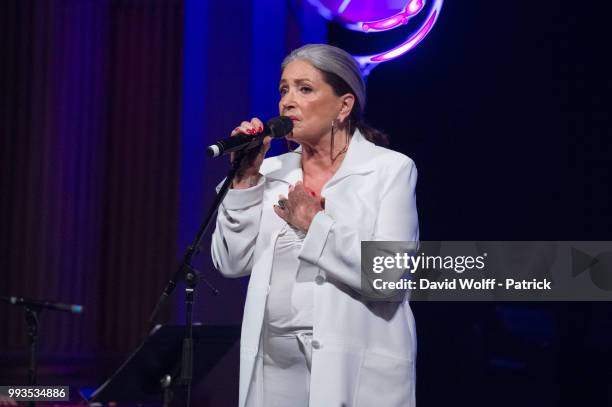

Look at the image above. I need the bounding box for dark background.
[343,2,612,405]
[1,0,611,405]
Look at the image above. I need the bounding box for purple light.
[362,16,406,32]
[407,0,424,15]
[337,0,352,14]
[370,9,437,61]
[355,0,444,76]
[306,0,406,28]
[305,0,444,76]
[362,0,424,32]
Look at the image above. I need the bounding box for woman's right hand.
[230,117,272,189]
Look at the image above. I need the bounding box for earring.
[330,119,349,162]
[330,120,336,161]
[286,139,301,153]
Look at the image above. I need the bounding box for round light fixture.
[307,0,444,76]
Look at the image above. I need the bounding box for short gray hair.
[281,44,366,115]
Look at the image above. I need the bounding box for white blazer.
[211,129,419,407]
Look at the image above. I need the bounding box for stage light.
[306,0,444,76]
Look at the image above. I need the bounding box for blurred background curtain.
[0,0,184,358]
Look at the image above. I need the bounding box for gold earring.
[285,132,301,154]
[330,120,336,161]
[286,138,295,152]
[330,119,349,162]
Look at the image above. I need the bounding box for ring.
[278,198,288,209]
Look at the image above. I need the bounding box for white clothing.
[212,130,419,407]
[265,224,313,332]
[261,326,312,407]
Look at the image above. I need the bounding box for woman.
[211,44,419,407]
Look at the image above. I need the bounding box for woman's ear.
[337,93,355,122]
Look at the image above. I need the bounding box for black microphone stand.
[1,296,81,407]
[24,307,39,387]
[23,307,39,407]
[148,148,250,407]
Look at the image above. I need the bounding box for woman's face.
[279,59,347,145]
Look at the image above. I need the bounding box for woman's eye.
[279,88,288,96]
[300,87,312,93]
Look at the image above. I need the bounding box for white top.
[265,223,314,333]
[212,130,420,407]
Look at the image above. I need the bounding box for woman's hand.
[273,181,324,232]
[230,117,272,189]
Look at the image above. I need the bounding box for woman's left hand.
[273,181,324,232]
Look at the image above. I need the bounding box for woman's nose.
[280,92,295,112]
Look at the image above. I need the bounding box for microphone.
[2,296,84,314]
[207,116,293,158]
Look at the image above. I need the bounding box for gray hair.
[281,44,366,115]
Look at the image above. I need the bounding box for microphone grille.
[267,116,293,138]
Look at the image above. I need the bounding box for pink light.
[371,9,437,61]
[306,0,444,76]
[363,16,405,32]
[361,0,425,32]
[352,0,444,76]
[407,0,424,16]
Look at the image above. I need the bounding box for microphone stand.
[1,296,81,407]
[24,307,39,407]
[148,148,250,407]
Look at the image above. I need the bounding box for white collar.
[260,129,377,187]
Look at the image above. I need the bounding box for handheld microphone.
[2,296,84,314]
[207,116,293,158]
